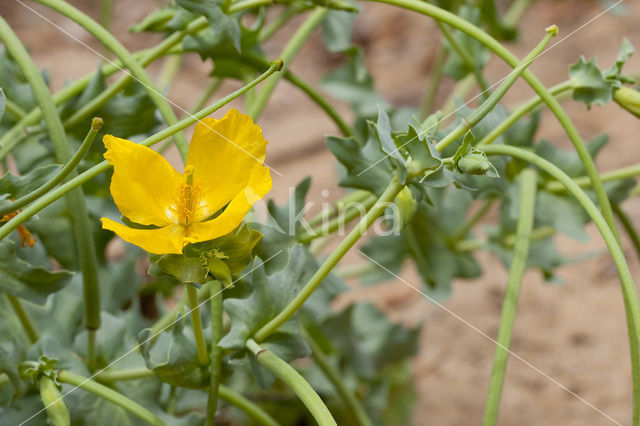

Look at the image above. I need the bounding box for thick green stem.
[207,280,224,424]
[33,0,189,159]
[57,370,166,425]
[39,375,70,426]
[186,284,209,366]
[246,339,336,426]
[435,25,557,151]
[298,195,377,243]
[477,80,574,147]
[420,46,448,118]
[364,0,621,244]
[254,177,404,342]
[484,169,537,425]
[436,21,490,95]
[95,367,154,383]
[0,61,281,242]
[613,203,640,264]
[0,16,102,370]
[219,385,281,426]
[0,118,102,217]
[301,327,372,426]
[481,144,640,424]
[248,7,328,120]
[7,294,39,344]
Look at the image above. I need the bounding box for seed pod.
[614,86,640,118]
[39,376,70,426]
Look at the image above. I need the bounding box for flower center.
[169,166,204,227]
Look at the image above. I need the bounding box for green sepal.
[150,254,207,285]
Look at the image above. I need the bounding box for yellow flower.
[100,109,272,254]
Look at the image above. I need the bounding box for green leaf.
[0,334,27,403]
[0,239,72,305]
[0,87,5,125]
[535,134,608,178]
[535,192,588,242]
[569,56,612,107]
[479,0,517,41]
[178,0,241,51]
[442,5,490,81]
[0,164,60,204]
[327,135,396,195]
[139,320,208,389]
[150,254,207,284]
[322,10,355,53]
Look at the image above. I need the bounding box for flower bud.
[614,87,640,118]
[40,376,70,426]
[457,152,494,176]
[394,186,417,229]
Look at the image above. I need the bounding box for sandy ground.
[3,0,640,424]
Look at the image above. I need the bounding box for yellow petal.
[101,218,185,254]
[185,109,269,220]
[186,165,272,244]
[104,135,181,226]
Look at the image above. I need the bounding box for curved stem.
[95,367,154,383]
[435,25,557,151]
[254,177,404,342]
[481,144,640,423]
[0,61,281,242]
[186,284,209,366]
[7,294,39,344]
[546,163,640,193]
[4,98,26,120]
[477,80,574,147]
[450,197,494,243]
[301,326,373,426]
[248,7,328,120]
[484,169,537,425]
[0,118,101,217]
[364,0,621,246]
[219,385,281,426]
[207,280,224,424]
[246,339,337,426]
[0,16,102,369]
[259,3,308,42]
[57,370,166,426]
[298,195,377,243]
[33,0,189,159]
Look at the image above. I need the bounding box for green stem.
[254,177,404,342]
[450,197,494,242]
[613,203,640,264]
[4,98,26,120]
[455,226,556,253]
[57,370,166,426]
[7,294,39,344]
[95,367,154,383]
[0,16,102,369]
[335,262,377,279]
[258,3,308,42]
[186,284,209,366]
[300,327,373,426]
[33,0,190,159]
[435,25,557,151]
[248,7,328,120]
[227,0,273,13]
[420,46,448,118]
[481,144,640,424]
[298,195,377,243]
[207,280,224,424]
[158,55,182,94]
[0,117,102,217]
[365,0,621,245]
[308,190,371,228]
[546,163,640,193]
[100,0,113,31]
[246,339,337,426]
[503,0,532,27]
[441,74,474,117]
[483,169,537,425]
[0,61,281,242]
[436,21,490,95]
[476,80,573,147]
[219,385,281,426]
[39,375,70,426]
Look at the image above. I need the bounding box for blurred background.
[3,0,640,423]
